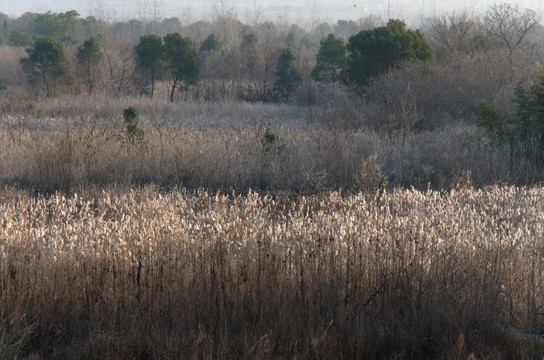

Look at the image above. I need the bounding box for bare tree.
[88,0,115,24]
[484,3,541,53]
[245,0,262,27]
[151,0,162,23]
[136,0,149,22]
[308,0,321,35]
[358,14,385,31]
[427,10,477,55]
[102,41,135,96]
[256,39,279,101]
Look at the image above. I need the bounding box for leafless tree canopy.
[427,10,477,55]
[484,2,541,52]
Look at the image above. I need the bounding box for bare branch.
[484,3,541,53]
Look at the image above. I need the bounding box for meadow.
[2,4,544,357]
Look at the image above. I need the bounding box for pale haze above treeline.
[1,0,543,25]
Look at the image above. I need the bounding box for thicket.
[479,73,544,146]
[1,96,543,192]
[476,72,544,172]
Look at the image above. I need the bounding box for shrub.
[261,127,278,148]
[477,100,508,143]
[478,72,544,145]
[477,72,544,169]
[122,106,145,145]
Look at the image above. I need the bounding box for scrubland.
[1,96,542,193]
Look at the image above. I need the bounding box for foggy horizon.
[0,0,542,26]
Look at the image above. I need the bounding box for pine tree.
[20,36,70,96]
[273,48,302,102]
[311,34,347,84]
[344,20,433,87]
[76,34,105,94]
[134,34,164,98]
[163,33,200,102]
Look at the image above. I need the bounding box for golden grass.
[1,185,543,359]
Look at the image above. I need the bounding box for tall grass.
[1,185,543,358]
[1,96,543,192]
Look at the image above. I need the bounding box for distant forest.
[0,4,544,131]
[0,9,385,100]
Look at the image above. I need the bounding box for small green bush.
[122,106,145,145]
[477,73,544,167]
[261,127,286,155]
[262,127,278,148]
[477,100,508,143]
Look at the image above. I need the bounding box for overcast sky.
[1,0,542,25]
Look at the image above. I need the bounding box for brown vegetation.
[1,96,543,193]
[1,185,543,358]
[2,6,544,358]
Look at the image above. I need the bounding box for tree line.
[1,3,543,114]
[7,10,435,103]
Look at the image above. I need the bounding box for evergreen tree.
[240,33,258,70]
[0,12,8,36]
[34,10,79,43]
[273,48,302,102]
[344,19,433,87]
[20,36,70,96]
[8,30,34,47]
[478,72,544,150]
[512,75,544,143]
[200,33,222,54]
[134,34,164,98]
[163,33,200,102]
[311,33,347,84]
[76,34,105,94]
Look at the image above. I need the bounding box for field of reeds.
[1,94,544,359]
[1,185,544,359]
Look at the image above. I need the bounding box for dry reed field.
[1,96,542,193]
[1,185,544,359]
[3,5,544,358]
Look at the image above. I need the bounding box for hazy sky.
[1,0,542,25]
